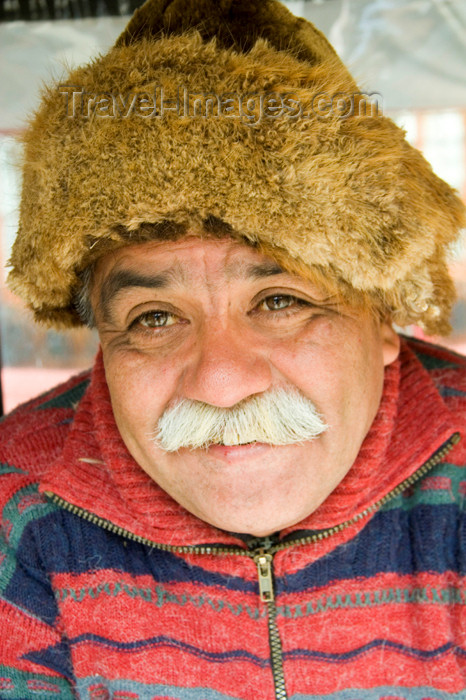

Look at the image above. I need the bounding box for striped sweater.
[1,337,466,700]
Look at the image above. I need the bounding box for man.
[1,0,466,698]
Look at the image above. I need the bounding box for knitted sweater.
[1,337,466,700]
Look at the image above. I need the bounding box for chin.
[202,507,306,537]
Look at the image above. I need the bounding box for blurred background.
[0,0,465,414]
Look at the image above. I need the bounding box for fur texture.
[8,0,466,333]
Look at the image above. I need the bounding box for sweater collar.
[41,339,460,548]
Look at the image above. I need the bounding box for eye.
[259,294,301,312]
[132,310,179,329]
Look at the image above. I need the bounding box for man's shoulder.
[402,337,466,477]
[405,335,466,374]
[404,336,466,403]
[0,369,92,481]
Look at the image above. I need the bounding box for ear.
[380,319,401,366]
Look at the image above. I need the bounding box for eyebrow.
[226,261,285,279]
[99,268,183,321]
[98,260,286,321]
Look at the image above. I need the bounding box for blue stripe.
[21,640,74,681]
[74,676,466,700]
[77,677,243,700]
[292,689,466,700]
[50,633,270,667]
[31,635,465,674]
[35,378,90,411]
[278,502,466,594]
[19,496,466,599]
[438,386,466,398]
[19,509,257,593]
[409,338,466,370]
[285,640,466,662]
[0,462,27,475]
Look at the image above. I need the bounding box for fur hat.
[8,0,466,333]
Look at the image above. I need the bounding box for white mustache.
[153,387,328,452]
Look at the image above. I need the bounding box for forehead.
[93,236,290,288]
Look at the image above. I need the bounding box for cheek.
[102,349,179,439]
[269,318,385,425]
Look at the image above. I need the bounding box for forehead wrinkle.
[197,258,287,301]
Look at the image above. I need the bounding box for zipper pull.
[254,551,274,602]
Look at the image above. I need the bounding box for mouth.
[205,441,272,461]
[215,441,256,446]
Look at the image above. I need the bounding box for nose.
[180,322,273,408]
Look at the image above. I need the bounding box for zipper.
[44,431,459,700]
[254,550,287,700]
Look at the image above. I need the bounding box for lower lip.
[206,443,272,460]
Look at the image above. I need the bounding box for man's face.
[92,236,400,537]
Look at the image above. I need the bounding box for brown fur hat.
[8,0,466,333]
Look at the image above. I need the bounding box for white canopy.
[0,0,465,131]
